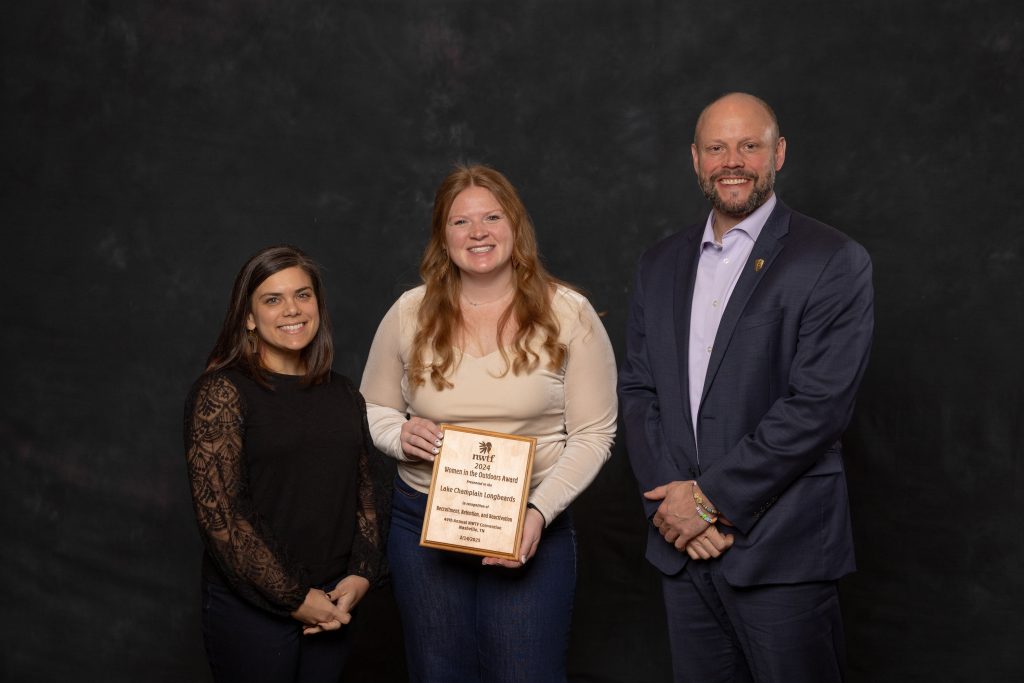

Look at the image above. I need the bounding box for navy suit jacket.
[618,198,873,585]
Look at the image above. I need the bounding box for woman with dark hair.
[184,244,386,682]
[361,165,617,681]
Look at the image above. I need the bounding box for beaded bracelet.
[692,483,719,516]
[696,505,718,525]
[697,501,719,522]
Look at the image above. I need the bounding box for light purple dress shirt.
[688,195,777,445]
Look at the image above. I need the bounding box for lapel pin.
[754,258,765,273]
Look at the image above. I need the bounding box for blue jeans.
[201,577,353,683]
[389,476,577,683]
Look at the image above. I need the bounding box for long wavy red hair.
[410,164,567,391]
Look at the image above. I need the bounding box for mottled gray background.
[2,1,1022,680]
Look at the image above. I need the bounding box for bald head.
[694,93,780,145]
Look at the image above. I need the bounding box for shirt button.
[712,299,719,307]
[723,258,730,264]
[706,346,713,353]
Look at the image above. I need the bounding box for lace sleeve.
[346,381,392,588]
[184,373,308,614]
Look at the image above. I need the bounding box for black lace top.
[184,368,387,615]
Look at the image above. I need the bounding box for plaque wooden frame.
[420,424,536,560]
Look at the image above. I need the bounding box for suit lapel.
[700,201,792,408]
[673,226,702,445]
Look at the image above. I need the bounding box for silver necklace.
[461,288,513,307]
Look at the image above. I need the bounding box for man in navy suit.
[619,92,873,682]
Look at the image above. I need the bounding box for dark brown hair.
[410,164,567,390]
[205,244,334,386]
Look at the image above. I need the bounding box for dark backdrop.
[3,1,1022,680]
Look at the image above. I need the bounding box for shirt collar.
[700,194,778,248]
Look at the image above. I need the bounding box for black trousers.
[661,560,846,683]
[201,579,353,683]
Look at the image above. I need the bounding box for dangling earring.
[246,328,258,354]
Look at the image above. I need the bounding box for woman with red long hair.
[361,165,617,682]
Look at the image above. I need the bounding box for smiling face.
[444,185,514,283]
[691,94,786,234]
[246,266,320,374]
